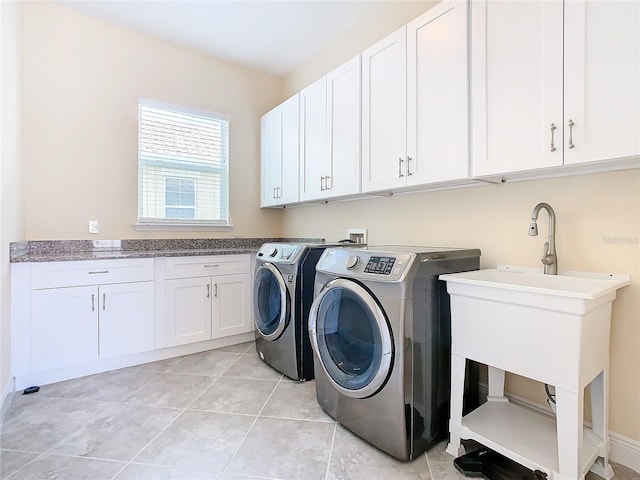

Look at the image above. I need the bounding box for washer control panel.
[364,256,396,275]
[257,243,301,263]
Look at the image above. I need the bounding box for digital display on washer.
[364,256,396,275]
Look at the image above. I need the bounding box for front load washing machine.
[253,242,353,381]
[309,245,480,460]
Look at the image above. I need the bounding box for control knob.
[266,246,278,257]
[345,255,360,270]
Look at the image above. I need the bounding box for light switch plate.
[88,220,99,234]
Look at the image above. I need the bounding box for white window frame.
[135,97,233,231]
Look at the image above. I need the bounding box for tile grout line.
[216,372,286,478]
[322,421,339,480]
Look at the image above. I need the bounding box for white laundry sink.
[439,266,630,389]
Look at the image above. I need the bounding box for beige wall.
[280,2,640,444]
[1,0,25,408]
[22,1,283,240]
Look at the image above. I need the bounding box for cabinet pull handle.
[91,294,95,312]
[204,264,220,268]
[206,284,211,298]
[276,186,281,198]
[568,119,575,149]
[398,157,404,177]
[549,123,557,152]
[406,156,412,176]
[88,270,109,275]
[325,175,331,190]
[320,176,324,191]
[273,187,276,199]
[103,293,106,311]
[214,283,218,297]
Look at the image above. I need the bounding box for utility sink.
[439,266,630,388]
[440,265,630,479]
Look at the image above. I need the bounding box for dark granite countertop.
[10,238,324,263]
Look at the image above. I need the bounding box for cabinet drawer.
[165,254,250,279]
[31,258,154,289]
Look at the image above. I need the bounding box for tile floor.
[1,341,638,480]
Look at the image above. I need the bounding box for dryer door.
[254,263,290,340]
[309,278,393,399]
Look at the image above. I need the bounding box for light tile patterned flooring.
[1,341,638,480]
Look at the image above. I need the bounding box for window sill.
[134,223,234,232]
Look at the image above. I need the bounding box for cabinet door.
[165,277,212,346]
[31,286,98,371]
[563,0,640,165]
[407,0,469,184]
[299,77,329,201]
[212,274,252,338]
[471,0,564,176]
[261,106,283,207]
[99,281,154,359]
[328,55,361,197]
[361,27,408,193]
[279,94,300,205]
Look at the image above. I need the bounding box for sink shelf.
[452,399,602,477]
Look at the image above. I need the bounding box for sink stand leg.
[446,353,467,457]
[588,370,614,479]
[555,387,584,479]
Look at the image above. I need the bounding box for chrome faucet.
[528,202,557,275]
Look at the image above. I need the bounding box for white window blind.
[138,98,230,226]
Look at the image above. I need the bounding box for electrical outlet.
[88,220,99,234]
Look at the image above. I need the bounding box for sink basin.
[439,266,630,389]
[440,266,630,301]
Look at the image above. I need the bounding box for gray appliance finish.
[253,242,353,381]
[309,245,480,461]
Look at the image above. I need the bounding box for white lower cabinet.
[27,258,155,372]
[164,255,252,347]
[31,286,99,371]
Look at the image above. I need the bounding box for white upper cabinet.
[261,94,299,206]
[362,0,470,193]
[299,76,329,201]
[471,0,639,177]
[563,0,639,165]
[407,1,469,184]
[361,27,408,193]
[299,55,361,201]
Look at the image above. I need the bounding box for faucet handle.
[541,242,550,265]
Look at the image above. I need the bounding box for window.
[137,98,230,227]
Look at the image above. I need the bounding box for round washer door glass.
[254,264,289,340]
[311,279,393,398]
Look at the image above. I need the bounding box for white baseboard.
[13,331,255,391]
[0,377,15,426]
[477,382,639,474]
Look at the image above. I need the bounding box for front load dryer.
[308,245,480,460]
[254,242,350,381]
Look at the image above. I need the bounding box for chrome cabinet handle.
[276,186,281,198]
[204,264,220,268]
[398,157,404,177]
[206,284,211,298]
[320,176,324,191]
[88,270,109,275]
[568,119,575,149]
[324,176,331,190]
[273,187,276,199]
[214,283,218,297]
[550,123,557,152]
[102,293,106,311]
[91,294,95,312]
[406,156,412,176]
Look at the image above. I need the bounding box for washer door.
[254,263,289,340]
[309,278,393,399]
